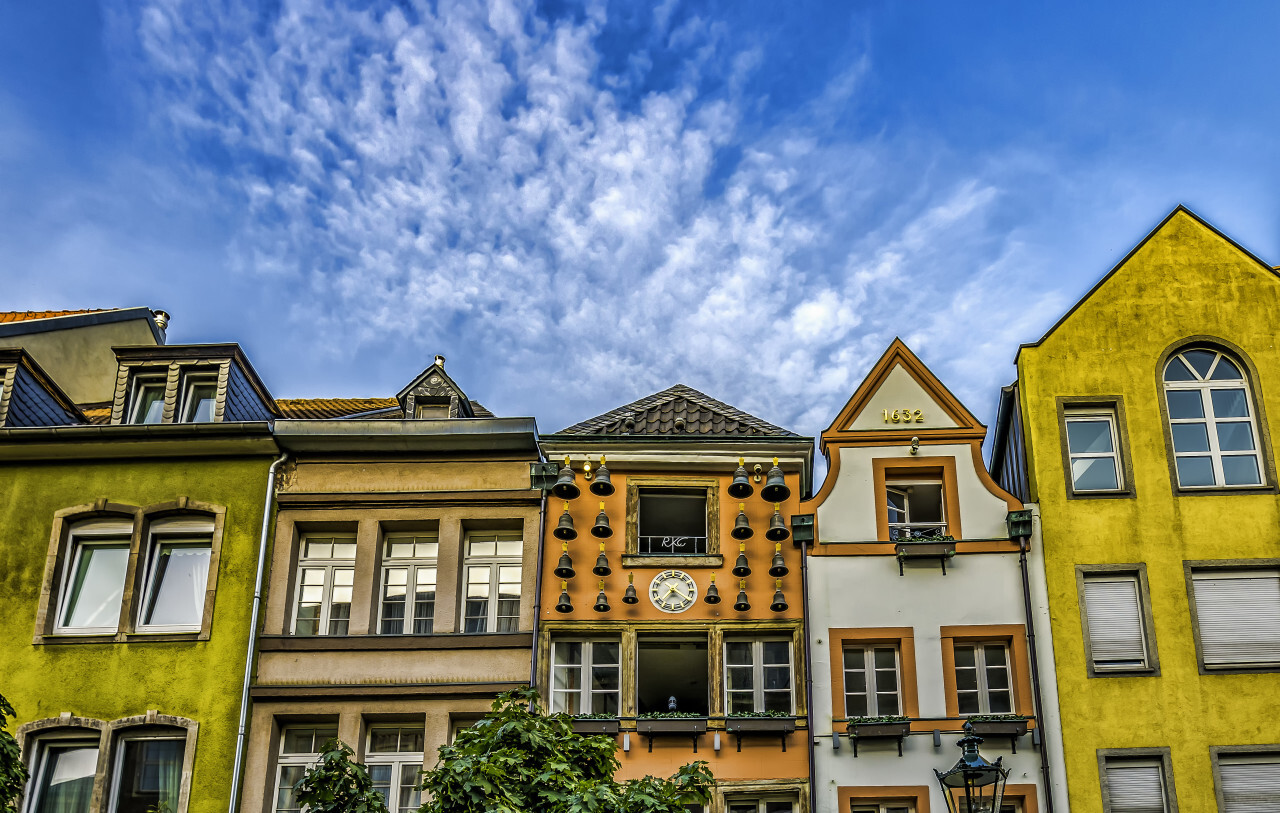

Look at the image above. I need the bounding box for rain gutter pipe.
[528,469,549,691]
[800,535,817,811]
[1018,535,1055,813]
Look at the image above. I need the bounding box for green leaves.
[0,694,30,813]
[293,739,391,813]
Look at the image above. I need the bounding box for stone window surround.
[33,498,226,645]
[623,475,723,568]
[1209,743,1280,813]
[716,779,808,813]
[1183,558,1280,675]
[1055,396,1138,501]
[1096,747,1177,813]
[1075,563,1162,678]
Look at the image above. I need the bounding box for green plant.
[293,739,390,813]
[726,710,793,718]
[635,711,706,719]
[848,715,910,724]
[572,712,621,720]
[965,713,1028,722]
[0,694,28,813]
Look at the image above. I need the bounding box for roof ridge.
[556,383,798,437]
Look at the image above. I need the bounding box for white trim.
[290,536,357,636]
[53,523,132,635]
[954,641,1015,715]
[551,638,622,715]
[1064,409,1124,492]
[1164,349,1264,488]
[460,532,523,633]
[106,733,187,813]
[723,638,795,715]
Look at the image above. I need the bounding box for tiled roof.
[274,398,495,420]
[557,384,800,437]
[81,406,112,425]
[0,309,111,323]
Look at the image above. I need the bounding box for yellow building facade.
[991,207,1280,812]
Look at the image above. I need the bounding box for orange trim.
[828,628,919,720]
[872,457,962,542]
[939,625,1035,719]
[838,785,931,813]
[948,783,1039,813]
[811,540,1022,557]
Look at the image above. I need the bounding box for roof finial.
[434,355,446,368]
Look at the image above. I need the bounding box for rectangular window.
[1101,757,1170,813]
[885,482,945,541]
[1065,411,1124,492]
[637,636,708,715]
[28,740,99,812]
[1217,753,1280,812]
[128,376,167,425]
[367,726,424,813]
[461,532,523,633]
[274,726,337,813]
[852,805,914,813]
[842,646,901,718]
[638,488,708,555]
[178,374,218,423]
[1081,572,1152,672]
[954,643,1013,715]
[292,536,357,636]
[111,737,185,813]
[551,640,621,715]
[725,639,793,715]
[727,799,796,813]
[379,534,438,635]
[55,519,134,634]
[138,517,213,632]
[1191,569,1280,668]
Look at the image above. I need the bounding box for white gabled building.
[802,340,1068,813]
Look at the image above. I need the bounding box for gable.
[556,384,799,437]
[396,357,478,418]
[845,364,961,431]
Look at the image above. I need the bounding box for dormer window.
[128,375,167,424]
[179,373,218,423]
[415,402,450,419]
[112,345,276,425]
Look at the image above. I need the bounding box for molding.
[827,627,919,720]
[257,632,533,652]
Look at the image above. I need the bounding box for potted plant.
[725,709,797,735]
[846,714,911,738]
[636,711,709,735]
[569,712,621,735]
[965,713,1030,738]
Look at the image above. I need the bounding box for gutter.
[528,487,549,692]
[800,538,817,812]
[1018,535,1056,813]
[228,451,289,813]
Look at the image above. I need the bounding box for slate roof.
[275,397,494,420]
[556,384,800,437]
[0,309,111,323]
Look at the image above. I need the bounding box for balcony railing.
[637,535,708,555]
[888,523,947,541]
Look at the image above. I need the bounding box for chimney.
[434,355,446,368]
[152,310,171,331]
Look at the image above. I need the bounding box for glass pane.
[1183,349,1216,378]
[727,666,754,690]
[63,544,130,628]
[282,729,315,754]
[1171,423,1210,453]
[1071,458,1119,491]
[983,646,1007,667]
[370,730,400,753]
[1217,422,1256,452]
[763,692,791,713]
[1175,456,1216,487]
[886,489,907,524]
[143,544,212,627]
[1066,420,1113,454]
[1211,388,1249,418]
[1164,356,1195,381]
[844,693,868,717]
[184,385,217,423]
[556,642,583,665]
[554,665,582,691]
[844,670,866,694]
[765,803,794,813]
[399,763,423,811]
[304,540,331,559]
[496,540,523,557]
[498,565,522,585]
[133,386,166,424]
[115,738,184,813]
[388,541,415,558]
[552,691,579,714]
[987,690,1013,714]
[954,645,976,668]
[985,666,1010,690]
[1222,455,1262,486]
[873,648,896,670]
[843,649,865,670]
[1166,390,1204,419]
[957,692,980,715]
[415,540,439,558]
[276,765,306,812]
[955,668,978,692]
[332,541,357,559]
[592,641,619,664]
[763,666,790,690]
[591,665,619,691]
[592,692,619,716]
[728,692,755,714]
[32,744,98,813]
[403,729,424,752]
[875,691,900,716]
[1210,357,1244,379]
[763,641,790,665]
[726,642,753,666]
[468,540,497,557]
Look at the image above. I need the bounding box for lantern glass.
[934,727,1010,813]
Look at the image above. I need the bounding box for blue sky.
[2,1,1277,441]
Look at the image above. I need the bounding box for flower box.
[570,718,620,735]
[967,718,1029,738]
[636,717,708,736]
[846,719,910,757]
[726,716,797,735]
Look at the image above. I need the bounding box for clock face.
[649,570,697,613]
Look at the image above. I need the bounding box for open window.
[638,488,708,555]
[637,636,708,716]
[885,482,946,541]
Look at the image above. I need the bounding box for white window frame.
[460,532,523,634]
[1065,410,1125,493]
[1082,572,1151,672]
[54,518,134,635]
[1190,568,1280,669]
[1101,756,1170,813]
[842,645,902,718]
[273,726,336,813]
[550,638,622,716]
[723,639,794,715]
[291,535,357,636]
[885,481,946,540]
[107,732,187,813]
[127,374,168,425]
[954,641,1015,715]
[725,797,799,813]
[1164,348,1264,489]
[378,534,439,635]
[365,726,425,813]
[24,735,102,813]
[136,516,214,633]
[177,372,219,424]
[851,804,915,813]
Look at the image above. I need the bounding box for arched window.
[1163,347,1264,488]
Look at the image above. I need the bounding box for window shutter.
[1105,763,1165,813]
[1192,573,1280,665]
[1084,578,1146,666]
[1220,760,1280,812]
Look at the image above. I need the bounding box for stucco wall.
[0,319,159,404]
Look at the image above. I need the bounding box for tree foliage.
[294,739,390,813]
[0,694,29,813]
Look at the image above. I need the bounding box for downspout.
[228,451,288,813]
[528,486,548,690]
[1018,537,1056,813]
[800,538,817,813]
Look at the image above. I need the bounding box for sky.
[2,0,1278,446]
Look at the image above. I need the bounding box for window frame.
[1184,560,1280,674]
[364,725,425,813]
[550,638,623,716]
[1097,747,1177,813]
[460,531,524,634]
[624,476,722,567]
[52,518,135,636]
[840,644,903,719]
[135,515,216,634]
[724,796,800,813]
[107,731,188,813]
[940,625,1033,719]
[272,724,339,813]
[1057,397,1136,500]
[291,535,358,637]
[828,628,919,722]
[884,480,947,541]
[127,373,169,425]
[723,638,795,716]
[1210,745,1280,813]
[1076,564,1160,677]
[952,641,1015,716]
[177,371,219,424]
[377,533,439,636]
[22,731,104,813]
[838,787,930,813]
[871,458,962,542]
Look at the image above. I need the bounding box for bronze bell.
[552,456,581,500]
[727,457,754,499]
[704,574,721,604]
[769,542,789,577]
[589,456,615,497]
[591,501,613,538]
[732,542,751,577]
[731,503,753,540]
[770,579,788,612]
[733,580,750,612]
[760,457,790,502]
[554,581,573,613]
[553,544,575,579]
[622,573,639,604]
[592,542,611,577]
[593,581,610,613]
[553,503,578,541]
[765,504,790,542]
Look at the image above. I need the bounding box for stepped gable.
[557,383,799,437]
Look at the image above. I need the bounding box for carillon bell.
[552,456,581,500]
[591,502,613,538]
[769,542,789,577]
[770,579,788,612]
[553,543,575,579]
[622,572,639,605]
[553,503,578,541]
[765,504,790,542]
[727,457,754,499]
[592,542,611,577]
[589,456,615,497]
[760,457,790,502]
[593,581,611,613]
[732,543,751,577]
[733,580,750,612]
[731,503,754,540]
[554,581,573,613]
[703,574,721,604]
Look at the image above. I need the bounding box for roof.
[0,309,111,323]
[556,384,800,437]
[80,404,112,425]
[274,397,494,420]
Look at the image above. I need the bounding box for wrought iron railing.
[637,535,708,555]
[888,523,948,541]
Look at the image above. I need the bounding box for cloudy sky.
[2,1,1278,444]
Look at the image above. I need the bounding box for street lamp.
[934,722,1010,813]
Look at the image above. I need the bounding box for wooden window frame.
[939,625,1033,719]
[550,637,623,716]
[723,637,795,715]
[1076,564,1161,677]
[624,476,722,568]
[828,628,919,721]
[872,459,962,542]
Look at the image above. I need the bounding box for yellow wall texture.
[1016,208,1280,812]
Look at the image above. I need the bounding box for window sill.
[1174,484,1277,497]
[34,631,206,645]
[1199,662,1280,675]
[1087,666,1160,678]
[621,554,723,568]
[1066,488,1135,501]
[258,632,533,652]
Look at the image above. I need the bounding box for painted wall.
[0,318,159,404]
[1016,209,1280,812]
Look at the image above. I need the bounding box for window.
[26,739,99,812]
[137,517,213,633]
[842,646,901,717]
[379,534,438,635]
[1215,751,1280,812]
[1065,410,1124,492]
[110,735,185,813]
[367,726,424,813]
[551,640,621,715]
[178,374,217,423]
[637,636,708,715]
[461,532,522,633]
[727,799,796,813]
[292,536,356,636]
[128,376,166,425]
[1189,568,1280,668]
[638,488,708,555]
[1099,754,1173,813]
[885,482,945,540]
[1080,569,1156,674]
[273,726,336,813]
[954,643,1012,715]
[851,805,913,813]
[55,519,133,634]
[1164,347,1264,488]
[725,640,793,714]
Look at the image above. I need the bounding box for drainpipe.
[800,538,817,813]
[228,451,288,813]
[1018,536,1055,813]
[528,483,548,691]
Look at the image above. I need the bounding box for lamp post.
[934,722,1010,813]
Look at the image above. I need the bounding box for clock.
[649,570,698,613]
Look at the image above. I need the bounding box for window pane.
[1171,423,1210,452]
[115,738,184,813]
[592,641,619,664]
[468,540,497,557]
[63,544,130,628]
[1066,420,1113,454]
[592,665,619,691]
[143,544,211,627]
[133,385,166,424]
[1071,458,1119,491]
[496,540,523,557]
[726,642,753,666]
[399,763,423,811]
[763,641,790,665]
[1217,422,1256,452]
[1166,390,1204,419]
[954,645,976,668]
[556,641,583,665]
[369,730,400,753]
[763,692,791,713]
[886,489,907,524]
[1164,357,1195,381]
[727,666,754,690]
[764,666,790,690]
[1183,349,1216,378]
[1211,388,1249,418]
[1175,457,1216,487]
[183,384,217,423]
[276,765,305,812]
[32,744,98,813]
[844,692,867,717]
[873,648,896,670]
[1222,455,1262,486]
[765,803,794,813]
[1209,357,1244,380]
